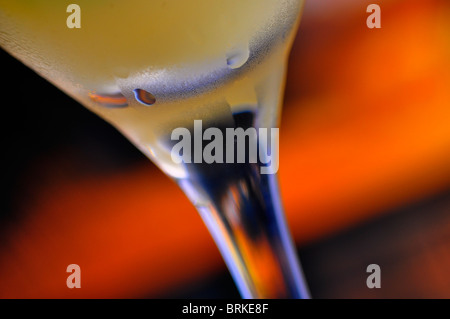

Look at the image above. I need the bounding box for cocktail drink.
[0,0,309,298]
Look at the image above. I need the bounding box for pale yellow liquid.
[0,1,295,84]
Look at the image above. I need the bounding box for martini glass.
[0,0,309,298]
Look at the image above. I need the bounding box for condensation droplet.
[89,92,128,108]
[226,44,250,69]
[133,88,156,106]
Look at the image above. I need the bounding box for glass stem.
[179,163,310,299]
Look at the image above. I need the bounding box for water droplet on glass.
[89,92,128,108]
[226,44,249,69]
[133,88,156,106]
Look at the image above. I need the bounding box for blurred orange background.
[0,0,449,298]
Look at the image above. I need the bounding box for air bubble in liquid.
[133,88,156,106]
